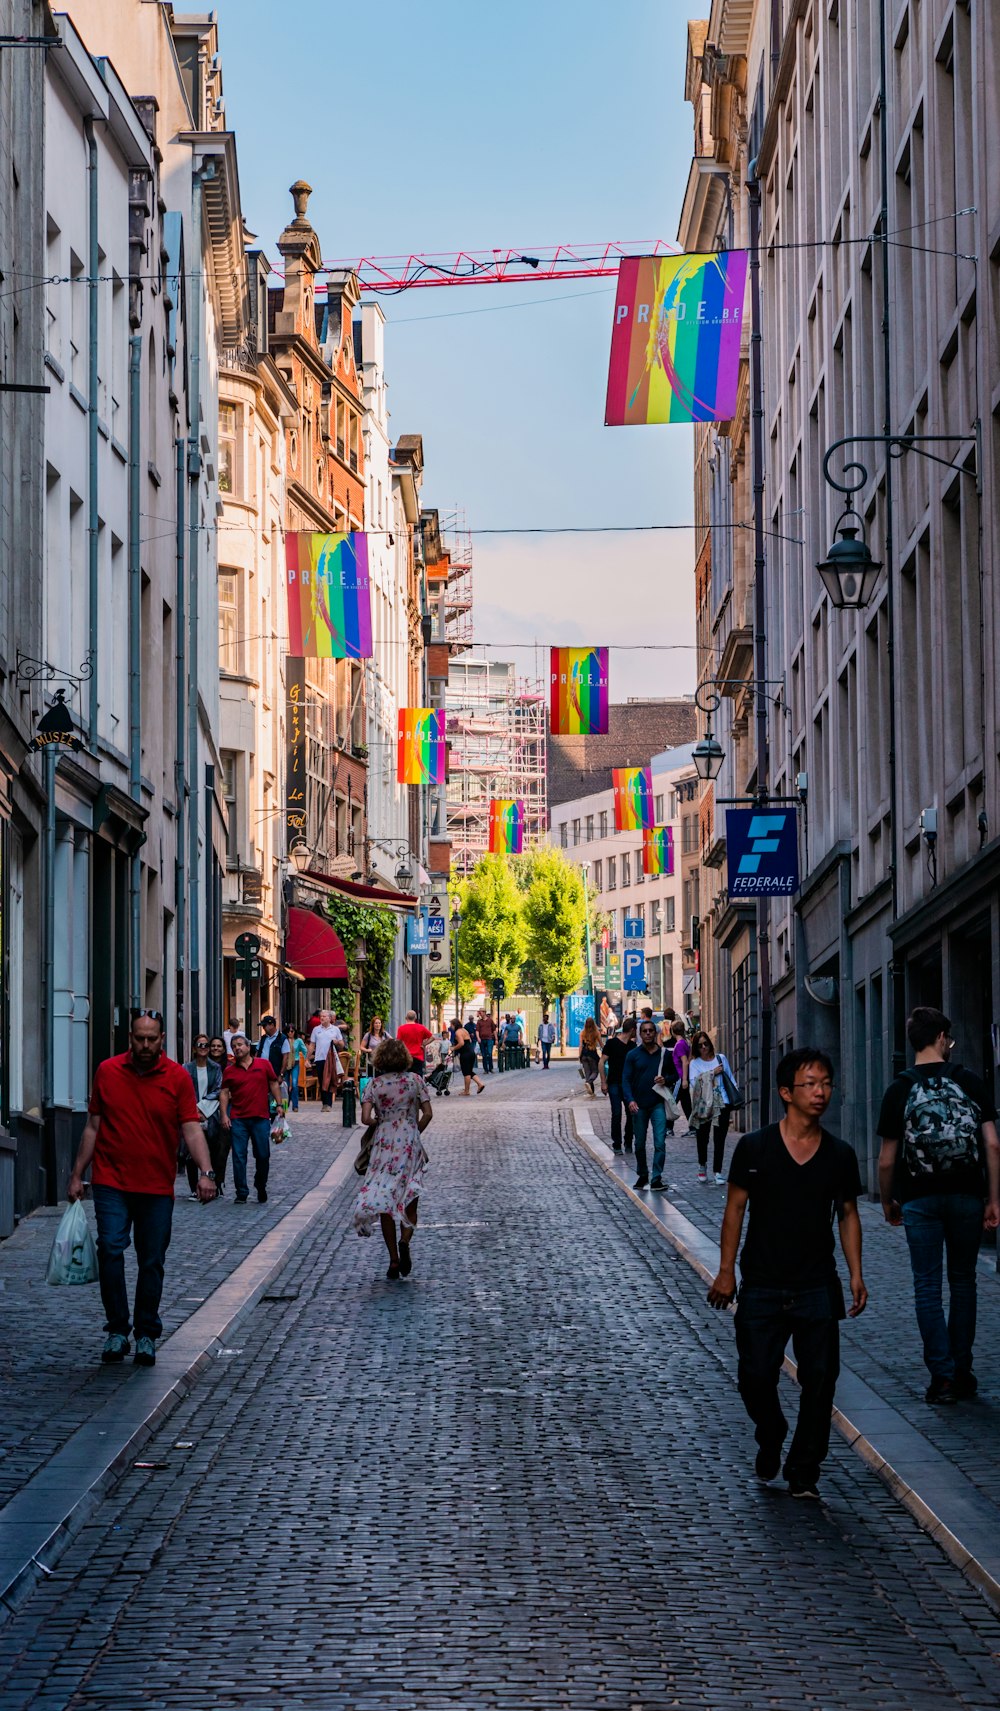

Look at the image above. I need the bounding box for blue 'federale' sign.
[725,809,799,897]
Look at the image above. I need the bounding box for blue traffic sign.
[623,916,645,940]
[623,947,646,991]
[725,808,799,897]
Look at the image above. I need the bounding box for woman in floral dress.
[355,1038,433,1279]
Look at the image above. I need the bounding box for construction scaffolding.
[439,510,474,647]
[446,655,548,876]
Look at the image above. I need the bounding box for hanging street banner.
[285,531,373,659]
[488,799,525,854]
[397,708,446,785]
[605,252,749,426]
[407,910,431,954]
[725,808,800,897]
[642,825,675,877]
[285,657,307,847]
[612,766,654,831]
[549,647,609,735]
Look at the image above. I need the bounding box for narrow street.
[1,1067,998,1710]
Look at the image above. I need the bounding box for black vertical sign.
[286,659,307,850]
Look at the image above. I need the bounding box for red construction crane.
[315,239,680,292]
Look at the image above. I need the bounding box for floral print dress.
[353,1071,428,1238]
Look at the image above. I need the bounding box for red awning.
[302,867,419,911]
[285,906,349,983]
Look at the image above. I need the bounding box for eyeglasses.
[791,1078,834,1091]
[193,1039,210,1049]
[131,1009,164,1023]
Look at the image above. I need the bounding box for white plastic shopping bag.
[45,1200,99,1286]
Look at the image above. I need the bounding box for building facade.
[446,655,547,878]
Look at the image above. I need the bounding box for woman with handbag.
[354,1037,433,1279]
[578,1016,602,1096]
[689,1031,741,1185]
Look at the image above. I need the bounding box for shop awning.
[285,906,349,982]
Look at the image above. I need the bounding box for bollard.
[341,1079,357,1127]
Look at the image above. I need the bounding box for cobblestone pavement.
[0,1107,352,1507]
[587,1093,1000,1509]
[2,1077,1000,1708]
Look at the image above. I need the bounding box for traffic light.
[235,955,262,984]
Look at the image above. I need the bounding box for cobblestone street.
[2,1066,1000,1708]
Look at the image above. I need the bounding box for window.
[666,896,675,934]
[621,851,630,887]
[599,809,608,839]
[636,902,645,928]
[655,794,664,823]
[69,251,85,389]
[219,404,239,494]
[349,413,360,473]
[336,398,346,460]
[219,570,241,672]
[559,821,568,848]
[572,818,581,846]
[635,848,643,884]
[585,813,594,842]
[608,856,617,890]
[593,858,602,891]
[669,790,677,819]
[221,751,239,862]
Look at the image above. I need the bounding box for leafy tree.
[522,847,586,1012]
[456,854,526,995]
[431,969,476,1027]
[322,895,398,1055]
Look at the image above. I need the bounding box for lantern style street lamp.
[816,508,882,610]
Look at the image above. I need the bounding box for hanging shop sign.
[285,658,307,848]
[29,690,82,755]
[725,808,800,897]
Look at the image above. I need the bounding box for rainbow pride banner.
[488,799,525,855]
[642,826,675,877]
[285,532,373,659]
[605,253,748,426]
[397,708,446,786]
[613,766,654,832]
[549,647,610,736]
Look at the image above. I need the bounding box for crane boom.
[319,239,679,292]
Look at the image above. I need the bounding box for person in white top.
[688,1030,738,1185]
[222,1016,242,1061]
[309,1009,344,1112]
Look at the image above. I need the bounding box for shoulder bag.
[719,1058,745,1110]
[653,1048,682,1121]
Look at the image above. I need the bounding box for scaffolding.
[446,656,548,876]
[440,509,474,647]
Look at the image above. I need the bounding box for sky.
[216,0,699,699]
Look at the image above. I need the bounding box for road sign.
[623,947,646,991]
[623,916,644,940]
[234,931,261,957]
[606,953,622,988]
[407,910,430,954]
[725,808,799,897]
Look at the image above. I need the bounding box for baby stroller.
[426,1056,453,1097]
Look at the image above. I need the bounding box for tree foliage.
[322,895,398,1028]
[456,854,526,994]
[521,846,586,1005]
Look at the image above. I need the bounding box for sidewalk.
[583,1093,1000,1599]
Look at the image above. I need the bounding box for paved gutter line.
[571,1102,1000,1612]
[0,1138,360,1620]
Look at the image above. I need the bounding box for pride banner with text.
[397,708,446,785]
[605,253,748,426]
[285,532,373,660]
[488,799,525,855]
[642,826,675,877]
[613,767,654,831]
[549,647,609,735]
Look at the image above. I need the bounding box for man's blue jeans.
[230,1116,271,1200]
[632,1101,667,1180]
[540,1040,552,1068]
[91,1184,174,1340]
[480,1038,494,1073]
[901,1193,984,1378]
[289,1063,300,1110]
[607,1083,633,1148]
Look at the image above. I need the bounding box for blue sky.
[217,0,698,697]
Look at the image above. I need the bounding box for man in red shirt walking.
[67,1012,216,1367]
[396,1009,432,1076]
[220,1033,279,1204]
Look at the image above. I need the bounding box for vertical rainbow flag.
[642,826,675,877]
[605,252,748,426]
[613,766,654,831]
[549,647,610,735]
[397,708,446,785]
[488,799,524,855]
[285,532,373,659]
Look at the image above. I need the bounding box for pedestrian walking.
[476,1009,496,1073]
[287,1027,308,1111]
[396,1009,433,1076]
[600,1014,636,1151]
[219,1033,279,1204]
[361,1016,390,1077]
[355,1038,433,1279]
[182,1033,225,1197]
[455,1019,485,1095]
[671,1019,693,1121]
[257,1015,291,1091]
[876,1006,1000,1404]
[622,1019,669,1190]
[222,1015,242,1060]
[578,1016,602,1096]
[308,1009,343,1110]
[66,1012,216,1367]
[689,1031,737,1184]
[537,1011,557,1068]
[600,996,618,1040]
[708,1048,867,1499]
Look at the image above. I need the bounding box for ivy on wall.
[323,895,398,1028]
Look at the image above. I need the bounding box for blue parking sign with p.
[623,947,646,991]
[725,808,799,897]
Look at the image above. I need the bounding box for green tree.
[522,847,586,1013]
[457,854,526,995]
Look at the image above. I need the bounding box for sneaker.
[755,1443,783,1483]
[134,1336,156,1367]
[257,1188,268,1204]
[697,1168,707,1183]
[612,1142,623,1153]
[714,1172,726,1186]
[952,1371,978,1401]
[623,1143,633,1153]
[649,1177,665,1191]
[633,1176,649,1190]
[925,1375,958,1405]
[788,1478,820,1500]
[235,1195,248,1204]
[101,1333,130,1364]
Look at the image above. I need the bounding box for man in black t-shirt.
[708,1047,867,1499]
[600,1016,636,1152]
[877,1006,1000,1405]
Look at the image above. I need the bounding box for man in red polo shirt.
[68,1012,215,1367]
[219,1033,279,1205]
[396,1009,432,1076]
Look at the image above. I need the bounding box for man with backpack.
[877,1007,1000,1404]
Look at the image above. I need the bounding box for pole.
[127,332,143,1009]
[748,167,773,1126]
[454,924,459,1030]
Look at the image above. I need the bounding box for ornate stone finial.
[289,180,313,224]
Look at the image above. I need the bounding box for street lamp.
[450,903,462,1029]
[693,728,725,783]
[816,507,882,610]
[289,837,311,875]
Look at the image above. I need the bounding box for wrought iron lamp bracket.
[15,650,94,694]
[822,430,978,498]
